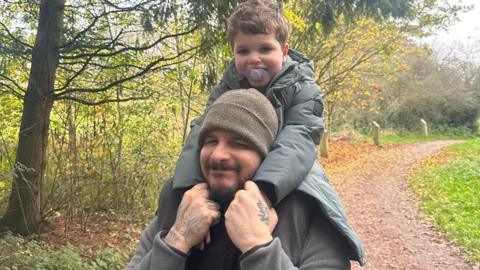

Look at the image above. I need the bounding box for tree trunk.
[0,0,65,235]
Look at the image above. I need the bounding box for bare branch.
[61,1,145,51]
[60,14,103,51]
[101,0,157,12]
[57,93,153,105]
[0,83,24,99]
[0,44,31,60]
[315,41,348,80]
[57,33,124,91]
[60,26,198,60]
[321,49,376,84]
[54,45,200,98]
[56,55,96,92]
[59,59,148,71]
[0,21,34,50]
[61,0,172,53]
[0,74,27,97]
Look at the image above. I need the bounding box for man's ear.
[282,43,289,61]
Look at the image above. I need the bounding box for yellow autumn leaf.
[283,8,307,32]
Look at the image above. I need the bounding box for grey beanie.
[198,89,278,157]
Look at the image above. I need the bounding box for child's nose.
[247,53,261,64]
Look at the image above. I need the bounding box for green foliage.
[291,0,471,134]
[411,138,480,262]
[379,54,480,133]
[89,248,131,270]
[429,125,477,137]
[0,95,22,214]
[286,0,414,38]
[0,0,474,237]
[0,233,131,270]
[42,96,188,215]
[381,133,471,144]
[0,233,86,270]
[0,0,229,222]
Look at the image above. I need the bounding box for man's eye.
[204,139,217,145]
[232,141,249,148]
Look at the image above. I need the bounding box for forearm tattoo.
[186,215,203,238]
[165,202,190,245]
[256,202,269,225]
[165,227,183,244]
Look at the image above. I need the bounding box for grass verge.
[382,134,472,144]
[410,137,480,263]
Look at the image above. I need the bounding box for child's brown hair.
[227,0,289,46]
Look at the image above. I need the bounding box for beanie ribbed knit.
[198,89,278,157]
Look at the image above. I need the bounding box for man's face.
[200,130,262,205]
[233,31,288,90]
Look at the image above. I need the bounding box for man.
[126,89,364,269]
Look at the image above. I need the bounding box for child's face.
[233,31,289,89]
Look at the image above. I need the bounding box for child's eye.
[260,47,273,53]
[236,49,249,55]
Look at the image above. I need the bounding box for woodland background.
[0,0,479,268]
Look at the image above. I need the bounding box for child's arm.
[171,80,230,188]
[253,83,324,205]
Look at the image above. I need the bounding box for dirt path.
[327,140,477,270]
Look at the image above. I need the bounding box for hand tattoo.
[256,202,269,225]
[176,201,203,239]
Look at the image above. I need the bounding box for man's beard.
[205,159,244,211]
[209,183,240,211]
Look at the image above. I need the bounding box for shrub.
[0,233,131,270]
[90,247,131,270]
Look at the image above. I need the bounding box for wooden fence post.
[319,130,328,158]
[372,121,381,146]
[420,118,428,137]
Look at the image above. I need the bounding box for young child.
[170,0,365,262]
[172,0,324,205]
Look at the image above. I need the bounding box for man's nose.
[210,143,231,161]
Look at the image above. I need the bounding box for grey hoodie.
[125,180,355,269]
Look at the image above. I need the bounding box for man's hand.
[225,181,278,253]
[164,183,220,253]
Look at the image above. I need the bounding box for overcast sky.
[433,0,480,43]
[422,0,479,60]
